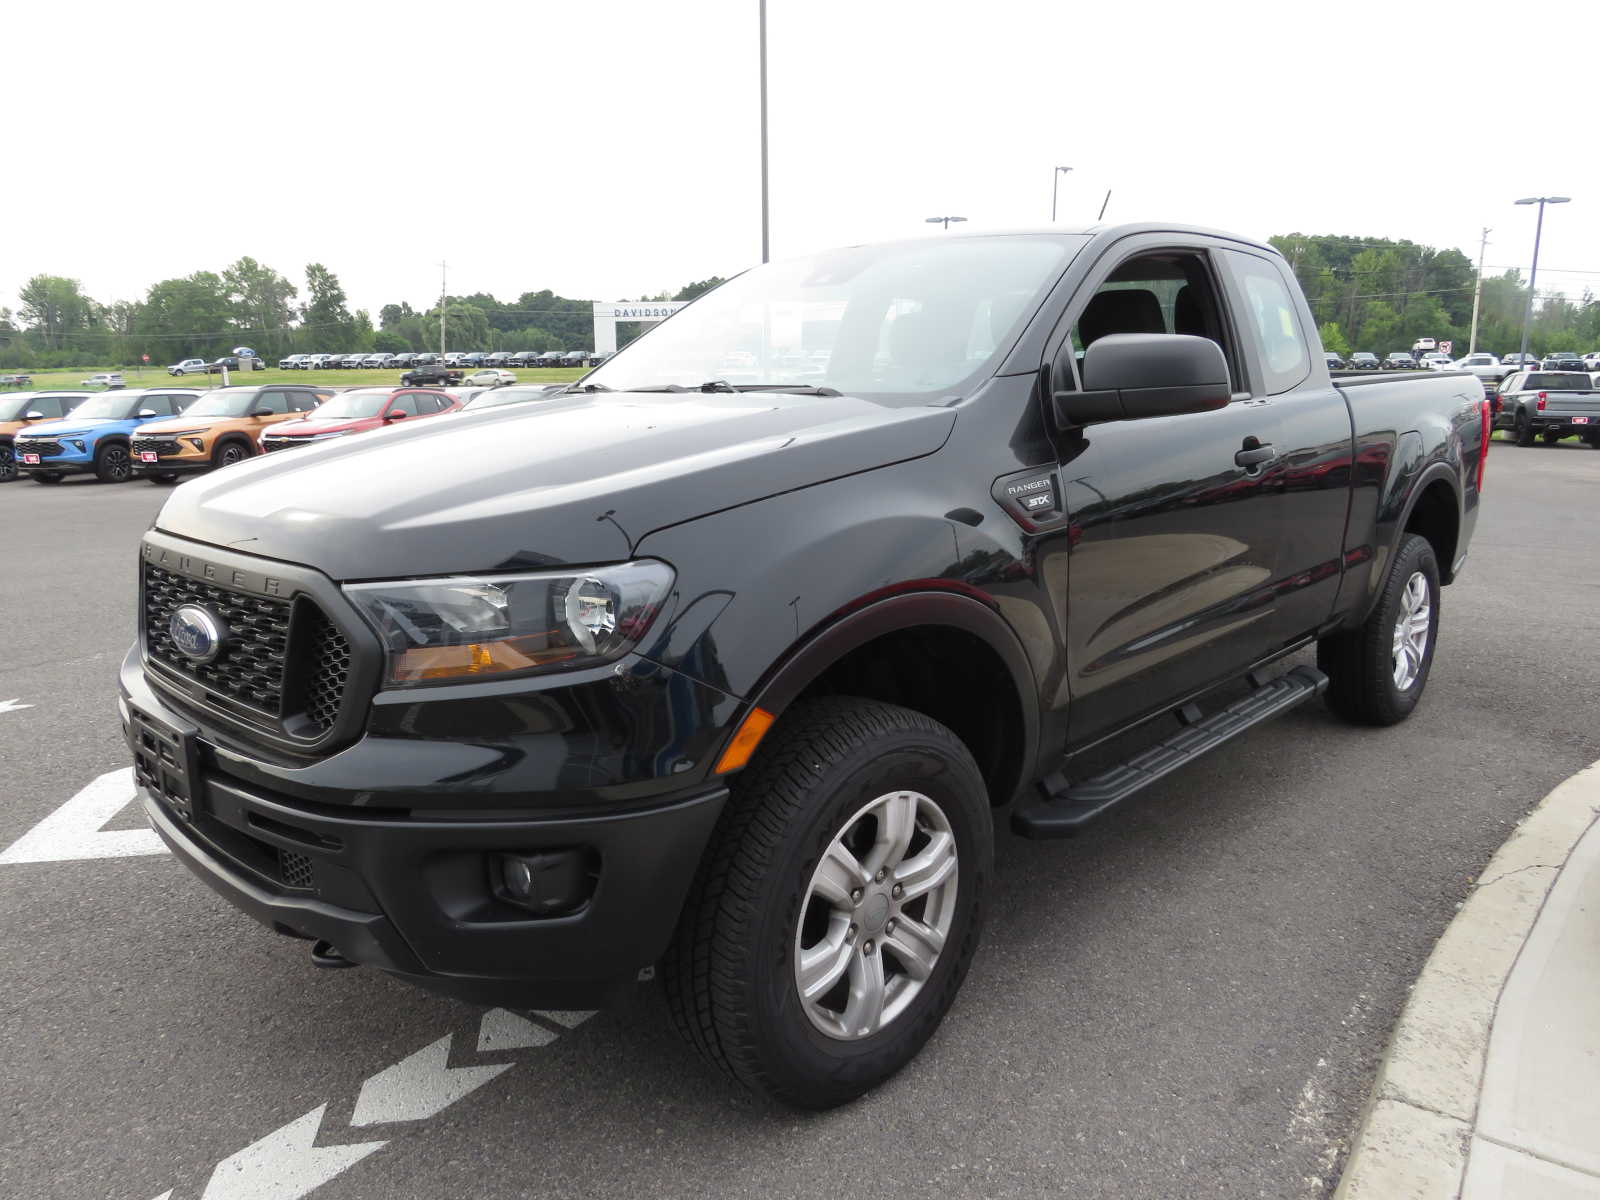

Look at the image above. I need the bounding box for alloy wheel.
[1391,571,1432,691]
[794,789,959,1040]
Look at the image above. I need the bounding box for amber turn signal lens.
[714,706,776,775]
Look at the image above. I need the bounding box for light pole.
[1513,195,1570,365]
[1051,166,1072,221]
[759,0,769,263]
[925,216,967,231]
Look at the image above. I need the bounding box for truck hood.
[155,390,957,580]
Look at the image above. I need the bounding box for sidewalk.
[1336,761,1600,1199]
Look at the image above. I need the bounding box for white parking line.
[0,768,166,864]
[350,1034,513,1127]
[0,698,34,715]
[199,1105,385,1200]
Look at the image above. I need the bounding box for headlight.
[345,559,675,687]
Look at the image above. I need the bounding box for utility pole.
[759,0,769,263]
[1468,227,1490,354]
[439,261,447,358]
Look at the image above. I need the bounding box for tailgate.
[1537,391,1600,417]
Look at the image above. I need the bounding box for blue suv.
[14,388,201,484]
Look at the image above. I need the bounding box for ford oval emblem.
[169,605,227,663]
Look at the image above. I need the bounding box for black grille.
[14,439,63,457]
[261,438,310,453]
[131,436,180,457]
[278,849,316,890]
[145,565,292,712]
[299,611,351,734]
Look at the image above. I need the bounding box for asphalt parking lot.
[2,444,1596,1200]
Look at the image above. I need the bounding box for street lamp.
[1051,166,1072,221]
[925,216,967,231]
[1513,195,1570,365]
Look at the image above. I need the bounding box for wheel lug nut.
[891,883,903,899]
[847,923,857,941]
[850,887,863,904]
[863,940,875,955]
[885,918,897,934]
[874,867,888,883]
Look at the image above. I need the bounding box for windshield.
[1524,373,1592,391]
[582,235,1085,399]
[464,386,552,410]
[63,393,143,420]
[181,391,260,418]
[313,391,390,419]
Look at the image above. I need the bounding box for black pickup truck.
[120,224,1487,1108]
[398,361,464,387]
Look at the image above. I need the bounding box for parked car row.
[168,356,269,376]
[1,384,565,485]
[1325,349,1600,387]
[276,350,612,370]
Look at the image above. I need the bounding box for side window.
[390,394,422,416]
[35,398,63,418]
[290,391,318,412]
[141,396,173,416]
[253,390,291,415]
[1066,250,1238,390]
[1228,253,1311,394]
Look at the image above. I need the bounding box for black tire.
[94,442,133,483]
[663,696,991,1109]
[1583,433,1600,449]
[1542,430,1562,444]
[1515,413,1534,446]
[1318,533,1441,726]
[146,472,180,484]
[213,441,250,469]
[0,444,15,483]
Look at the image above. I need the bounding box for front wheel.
[0,445,15,483]
[663,697,991,1109]
[94,443,133,483]
[213,442,250,469]
[1318,533,1440,726]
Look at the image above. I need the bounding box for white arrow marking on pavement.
[478,1008,557,1052]
[200,1105,385,1200]
[149,1192,174,1200]
[0,698,34,715]
[539,1010,597,1029]
[349,1034,513,1127]
[0,768,167,865]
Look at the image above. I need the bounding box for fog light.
[492,849,596,916]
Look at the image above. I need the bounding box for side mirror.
[250,408,274,417]
[25,411,44,420]
[386,410,409,420]
[1053,333,1231,427]
[138,409,157,418]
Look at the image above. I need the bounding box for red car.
[258,387,459,453]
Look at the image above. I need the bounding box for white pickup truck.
[1453,353,1510,389]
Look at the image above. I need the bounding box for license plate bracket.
[139,451,159,463]
[1574,416,1590,425]
[128,702,202,821]
[21,453,39,465]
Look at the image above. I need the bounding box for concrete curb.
[1334,760,1600,1200]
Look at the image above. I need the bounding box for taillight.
[1537,392,1547,411]
[1478,398,1491,492]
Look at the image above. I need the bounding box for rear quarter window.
[1228,252,1310,394]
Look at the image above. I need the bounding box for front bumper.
[15,445,93,474]
[119,634,737,1006]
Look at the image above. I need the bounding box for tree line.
[0,261,728,369]
[4,234,1596,370]
[1270,233,1599,358]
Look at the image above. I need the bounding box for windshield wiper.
[561,381,614,394]
[621,381,841,396]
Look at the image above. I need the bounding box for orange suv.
[1,391,91,482]
[130,384,332,481]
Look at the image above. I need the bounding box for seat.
[1078,288,1166,347]
[1173,285,1206,337]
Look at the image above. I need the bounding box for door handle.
[1235,441,1277,468]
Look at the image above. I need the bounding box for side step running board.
[1011,664,1328,839]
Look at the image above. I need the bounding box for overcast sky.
[7,0,1596,321]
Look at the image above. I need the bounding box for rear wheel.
[0,444,15,483]
[664,697,990,1109]
[1318,533,1440,726]
[1583,432,1600,449]
[94,442,133,483]
[1542,430,1563,445]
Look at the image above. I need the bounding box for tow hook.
[310,939,357,969]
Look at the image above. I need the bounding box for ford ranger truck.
[121,224,1486,1109]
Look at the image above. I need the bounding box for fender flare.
[744,588,1041,793]
[1394,460,1463,566]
